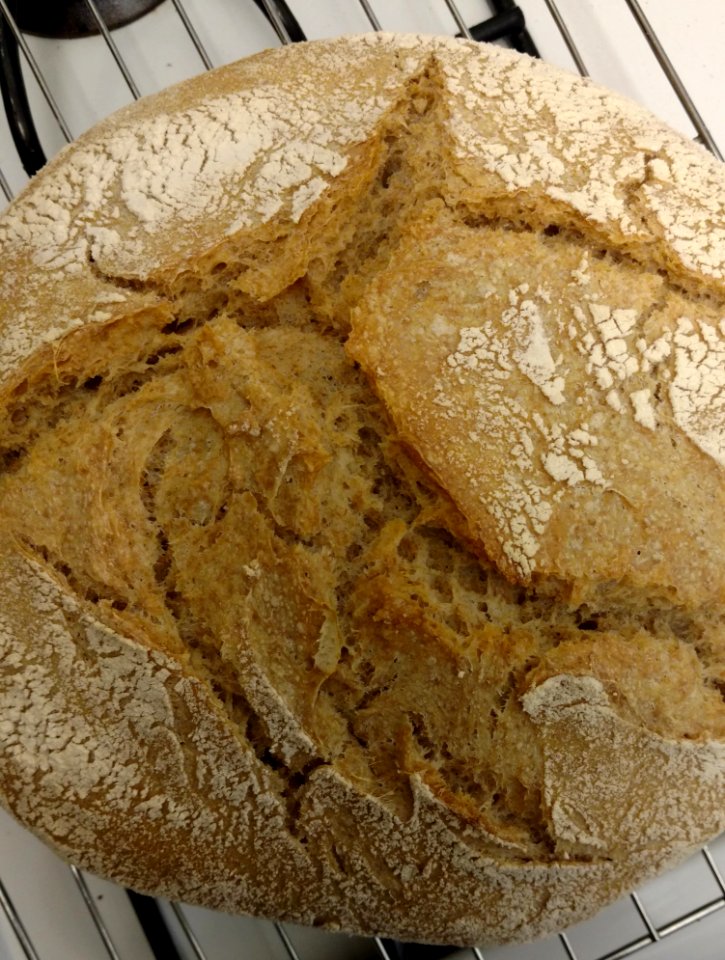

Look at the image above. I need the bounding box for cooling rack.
[0,2,723,959]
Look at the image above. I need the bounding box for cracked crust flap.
[0,35,419,390]
[347,213,725,602]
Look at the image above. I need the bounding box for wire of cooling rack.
[168,0,213,69]
[623,0,722,159]
[0,11,47,176]
[256,0,294,44]
[0,3,723,960]
[358,0,382,32]
[0,165,12,202]
[0,0,73,177]
[85,0,142,97]
[541,0,589,76]
[69,866,124,960]
[167,903,208,960]
[0,876,40,960]
[0,1,74,145]
[443,0,474,40]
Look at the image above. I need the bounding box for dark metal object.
[0,15,46,175]
[458,2,540,58]
[252,0,306,43]
[127,890,186,960]
[486,0,540,57]
[8,0,165,39]
[468,8,526,44]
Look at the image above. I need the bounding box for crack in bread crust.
[0,33,723,948]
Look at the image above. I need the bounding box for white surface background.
[0,2,724,959]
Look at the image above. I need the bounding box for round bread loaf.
[0,33,723,947]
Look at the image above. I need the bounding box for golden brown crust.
[0,34,723,947]
[347,212,725,603]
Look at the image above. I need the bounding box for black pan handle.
[486,0,540,57]
[0,11,46,176]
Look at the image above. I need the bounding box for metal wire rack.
[0,2,723,959]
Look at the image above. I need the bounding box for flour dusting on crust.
[0,34,723,949]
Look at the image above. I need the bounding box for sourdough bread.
[0,34,723,946]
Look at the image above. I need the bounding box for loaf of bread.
[0,33,723,947]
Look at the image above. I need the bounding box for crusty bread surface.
[0,33,723,947]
